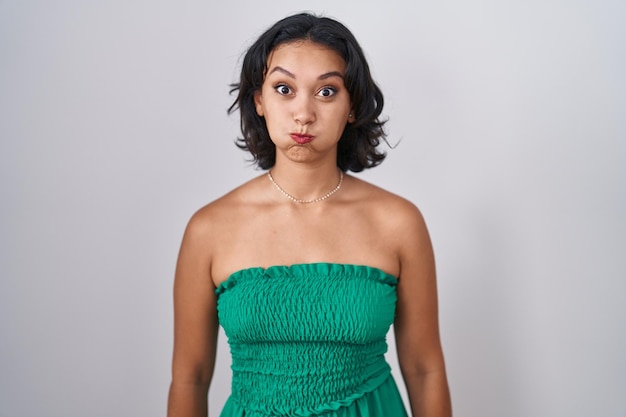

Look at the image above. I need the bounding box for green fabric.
[216,263,408,416]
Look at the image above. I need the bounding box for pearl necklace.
[267,170,344,204]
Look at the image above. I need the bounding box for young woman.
[167,13,452,417]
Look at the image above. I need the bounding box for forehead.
[266,41,347,73]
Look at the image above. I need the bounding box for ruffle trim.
[216,263,397,296]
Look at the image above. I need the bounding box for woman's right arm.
[167,212,219,417]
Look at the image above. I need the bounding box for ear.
[254,90,264,117]
[347,110,355,123]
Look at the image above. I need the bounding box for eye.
[274,84,292,95]
[317,87,337,97]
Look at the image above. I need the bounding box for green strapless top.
[216,263,400,416]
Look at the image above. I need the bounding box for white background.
[1,1,624,416]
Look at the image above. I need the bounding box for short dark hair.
[228,13,387,172]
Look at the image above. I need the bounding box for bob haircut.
[228,12,387,172]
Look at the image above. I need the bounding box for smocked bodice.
[215,263,399,416]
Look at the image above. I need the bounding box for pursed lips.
[290,133,314,144]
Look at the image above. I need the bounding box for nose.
[293,96,315,125]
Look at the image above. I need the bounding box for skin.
[167,41,452,417]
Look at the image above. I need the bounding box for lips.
[290,133,314,144]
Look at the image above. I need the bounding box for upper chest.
[210,203,400,284]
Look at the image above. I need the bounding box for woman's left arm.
[393,202,452,417]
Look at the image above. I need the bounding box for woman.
[167,13,452,417]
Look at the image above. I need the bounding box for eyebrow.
[268,66,344,80]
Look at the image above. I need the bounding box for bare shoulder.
[182,175,266,250]
[347,176,432,266]
[191,174,265,220]
[349,176,428,232]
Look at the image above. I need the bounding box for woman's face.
[254,41,355,165]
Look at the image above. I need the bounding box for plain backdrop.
[1,1,624,416]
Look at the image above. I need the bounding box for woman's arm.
[167,212,219,417]
[393,203,452,417]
